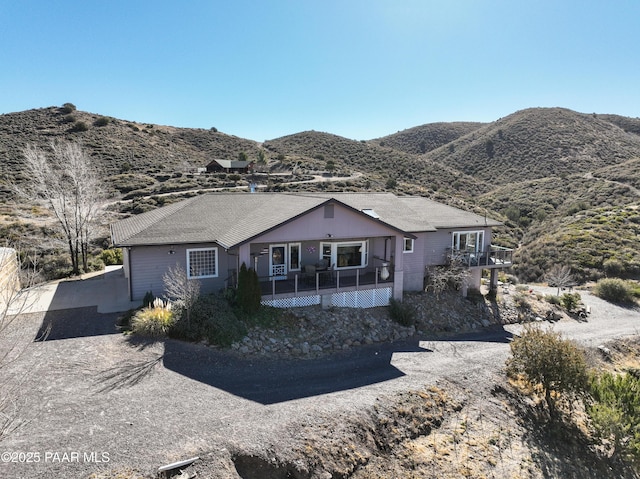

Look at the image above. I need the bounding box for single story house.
[110,192,513,308]
[206,159,253,173]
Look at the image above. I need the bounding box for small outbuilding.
[206,159,253,174]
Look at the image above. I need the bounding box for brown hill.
[2,104,640,282]
[371,121,485,154]
[263,131,483,199]
[0,105,261,182]
[425,107,640,188]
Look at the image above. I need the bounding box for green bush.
[100,248,123,265]
[236,263,261,314]
[170,293,247,346]
[389,297,416,327]
[60,102,76,114]
[94,116,110,127]
[506,325,588,416]
[513,292,532,311]
[588,371,640,464]
[593,278,635,304]
[71,120,88,132]
[560,292,581,311]
[545,294,561,305]
[131,299,175,337]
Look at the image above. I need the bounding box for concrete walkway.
[12,265,141,314]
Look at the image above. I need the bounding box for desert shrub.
[513,293,532,311]
[171,293,246,346]
[71,121,88,132]
[87,257,104,272]
[545,294,562,306]
[506,325,588,417]
[60,102,76,114]
[131,298,175,337]
[560,292,582,311]
[593,278,635,304]
[603,258,625,277]
[389,297,416,327]
[100,248,123,265]
[588,371,640,465]
[94,116,110,127]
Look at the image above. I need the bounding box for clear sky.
[2,1,639,141]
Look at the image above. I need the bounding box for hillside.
[264,131,483,199]
[370,121,485,154]
[1,104,640,282]
[0,105,262,183]
[425,107,640,188]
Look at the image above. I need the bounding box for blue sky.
[2,1,638,141]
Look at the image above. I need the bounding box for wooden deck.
[260,268,392,298]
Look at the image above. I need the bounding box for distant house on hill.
[206,159,253,173]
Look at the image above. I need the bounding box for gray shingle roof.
[111,192,502,248]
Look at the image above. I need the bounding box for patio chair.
[302,264,316,286]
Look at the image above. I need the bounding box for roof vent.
[361,208,380,219]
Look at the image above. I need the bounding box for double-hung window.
[186,247,218,279]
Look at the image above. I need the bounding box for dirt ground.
[1,287,639,479]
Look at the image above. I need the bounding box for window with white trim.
[321,240,368,269]
[403,237,414,253]
[451,231,485,252]
[186,247,218,279]
[289,243,301,271]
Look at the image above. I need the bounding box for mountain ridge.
[2,104,640,282]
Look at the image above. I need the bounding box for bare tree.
[0,245,44,440]
[17,141,104,275]
[425,259,471,298]
[163,264,200,328]
[545,264,575,295]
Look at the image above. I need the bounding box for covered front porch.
[242,236,400,308]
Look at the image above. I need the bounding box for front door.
[269,244,287,280]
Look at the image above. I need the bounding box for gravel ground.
[0,287,638,478]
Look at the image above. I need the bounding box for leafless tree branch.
[16,141,105,275]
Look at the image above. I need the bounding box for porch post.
[238,244,251,270]
[392,236,404,301]
[490,269,498,292]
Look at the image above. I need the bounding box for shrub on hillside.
[588,371,640,465]
[131,298,175,337]
[593,278,635,304]
[94,116,110,127]
[389,297,416,327]
[560,292,582,312]
[506,325,588,417]
[170,293,246,346]
[60,102,76,114]
[100,248,123,266]
[71,121,88,132]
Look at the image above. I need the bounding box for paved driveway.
[13,265,141,315]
